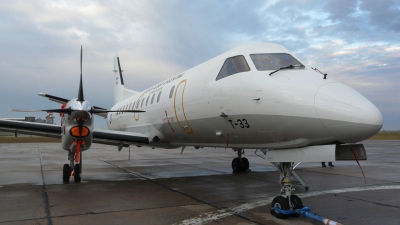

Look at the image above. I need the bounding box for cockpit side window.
[216,55,250,80]
[250,53,305,71]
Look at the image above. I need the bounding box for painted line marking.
[174,185,400,225]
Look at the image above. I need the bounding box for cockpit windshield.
[250,53,304,71]
[216,55,250,80]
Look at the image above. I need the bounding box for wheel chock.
[272,206,343,225]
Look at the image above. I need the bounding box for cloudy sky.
[0,0,399,130]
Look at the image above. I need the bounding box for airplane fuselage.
[107,43,382,150]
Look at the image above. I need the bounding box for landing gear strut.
[270,162,304,219]
[63,143,82,182]
[231,149,249,172]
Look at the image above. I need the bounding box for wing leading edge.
[0,119,149,146]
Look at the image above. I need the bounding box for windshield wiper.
[269,65,294,76]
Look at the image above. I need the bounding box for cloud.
[360,0,400,32]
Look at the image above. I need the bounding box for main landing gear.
[270,162,305,219]
[63,141,83,182]
[231,149,250,172]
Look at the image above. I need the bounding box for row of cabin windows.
[117,54,304,114]
[116,84,177,115]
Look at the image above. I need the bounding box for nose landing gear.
[270,162,304,219]
[62,145,82,182]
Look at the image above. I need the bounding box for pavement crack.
[37,144,53,225]
[337,194,400,210]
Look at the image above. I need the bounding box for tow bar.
[272,206,343,225]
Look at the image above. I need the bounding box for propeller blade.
[77,46,85,102]
[8,108,73,114]
[89,109,146,114]
[7,109,43,112]
[117,57,125,85]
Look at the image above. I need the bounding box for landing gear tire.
[232,158,242,172]
[270,196,290,219]
[290,195,303,217]
[63,164,70,182]
[74,164,81,181]
[241,157,249,171]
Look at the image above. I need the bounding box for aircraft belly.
[158,114,335,148]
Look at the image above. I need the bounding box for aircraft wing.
[39,93,109,118]
[0,119,149,146]
[0,119,61,138]
[92,129,149,147]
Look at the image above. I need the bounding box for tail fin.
[113,54,137,104]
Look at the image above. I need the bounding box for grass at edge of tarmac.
[0,136,59,143]
[368,132,400,140]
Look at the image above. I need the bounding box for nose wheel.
[74,163,81,181]
[63,164,70,182]
[231,149,250,172]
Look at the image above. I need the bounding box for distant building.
[24,113,55,124]
[25,116,35,122]
[35,118,46,123]
[45,113,54,124]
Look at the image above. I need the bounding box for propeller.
[8,46,145,116]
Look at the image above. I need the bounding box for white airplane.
[0,42,382,219]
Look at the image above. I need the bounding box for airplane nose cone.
[315,82,383,143]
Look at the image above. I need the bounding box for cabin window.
[157,91,162,102]
[146,96,150,106]
[151,93,155,104]
[129,103,132,111]
[169,86,175,99]
[141,98,145,108]
[250,53,305,71]
[216,55,250,80]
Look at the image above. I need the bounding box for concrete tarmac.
[0,140,400,225]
